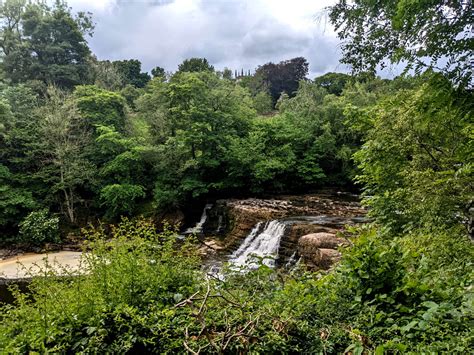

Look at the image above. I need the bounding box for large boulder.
[298,232,349,269]
[314,248,343,269]
[298,232,349,250]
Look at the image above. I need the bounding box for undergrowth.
[0,219,472,353]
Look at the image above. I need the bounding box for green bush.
[18,209,60,245]
[2,220,472,353]
[100,183,145,218]
[1,218,201,353]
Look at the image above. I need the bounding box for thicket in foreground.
[1,219,472,353]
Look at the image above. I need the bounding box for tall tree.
[313,72,351,96]
[255,57,309,103]
[151,66,165,79]
[113,59,151,88]
[37,87,94,223]
[177,57,214,73]
[329,0,473,87]
[0,0,94,89]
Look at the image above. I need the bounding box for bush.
[1,218,201,353]
[18,209,60,245]
[2,219,472,353]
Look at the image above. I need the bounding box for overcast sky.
[66,0,354,78]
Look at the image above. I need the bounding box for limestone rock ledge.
[298,232,350,269]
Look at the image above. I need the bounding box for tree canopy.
[177,57,214,73]
[254,57,309,103]
[0,0,94,89]
[113,59,151,88]
[329,0,474,87]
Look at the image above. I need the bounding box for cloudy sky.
[66,0,352,78]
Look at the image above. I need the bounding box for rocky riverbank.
[196,191,367,270]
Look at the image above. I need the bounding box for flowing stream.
[228,220,287,269]
[224,215,367,271]
[184,204,213,235]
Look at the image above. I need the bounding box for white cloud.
[68,0,345,77]
[68,0,117,13]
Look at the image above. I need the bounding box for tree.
[0,163,36,232]
[253,91,273,115]
[0,84,40,235]
[255,57,309,103]
[151,66,165,79]
[354,74,473,233]
[138,71,254,207]
[113,59,151,88]
[177,57,214,73]
[94,125,153,218]
[90,59,126,91]
[37,87,94,224]
[74,85,127,133]
[0,0,94,89]
[313,72,351,96]
[222,67,233,80]
[329,0,473,87]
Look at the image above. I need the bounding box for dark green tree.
[329,0,473,87]
[0,0,94,89]
[0,84,40,235]
[313,72,351,96]
[177,57,214,73]
[255,57,309,103]
[151,66,165,79]
[113,59,151,88]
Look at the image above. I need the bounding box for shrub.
[1,218,201,353]
[2,219,472,353]
[18,209,60,245]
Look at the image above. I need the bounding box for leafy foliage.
[313,72,351,96]
[177,57,214,73]
[329,0,474,87]
[1,220,472,353]
[18,209,60,245]
[113,59,151,88]
[74,85,127,132]
[0,0,94,89]
[254,57,309,103]
[0,164,36,229]
[0,1,472,353]
[354,74,473,233]
[0,218,200,352]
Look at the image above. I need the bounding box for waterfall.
[184,204,213,234]
[285,252,297,268]
[229,220,287,269]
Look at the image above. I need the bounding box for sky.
[67,0,352,78]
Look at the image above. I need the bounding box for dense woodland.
[0,0,473,353]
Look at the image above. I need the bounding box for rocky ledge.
[297,232,351,269]
[215,192,365,251]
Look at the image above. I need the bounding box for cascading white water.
[285,252,296,268]
[185,204,213,234]
[229,220,287,269]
